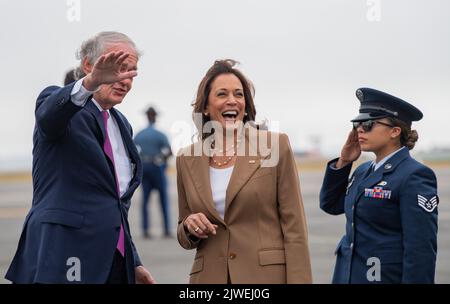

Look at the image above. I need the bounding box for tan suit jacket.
[176,129,312,283]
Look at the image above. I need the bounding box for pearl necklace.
[211,152,235,167]
[210,138,242,167]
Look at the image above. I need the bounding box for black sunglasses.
[352,120,395,132]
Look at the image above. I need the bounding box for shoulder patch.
[418,194,438,212]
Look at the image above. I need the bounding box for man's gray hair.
[75,31,141,79]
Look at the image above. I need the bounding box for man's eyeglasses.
[352,120,395,132]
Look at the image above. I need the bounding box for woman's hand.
[135,265,156,284]
[336,128,361,168]
[184,213,218,239]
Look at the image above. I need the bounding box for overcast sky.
[1,0,449,170]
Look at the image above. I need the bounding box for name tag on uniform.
[364,187,392,199]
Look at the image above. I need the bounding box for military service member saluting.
[320,88,439,284]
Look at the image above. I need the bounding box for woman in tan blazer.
[176,59,312,284]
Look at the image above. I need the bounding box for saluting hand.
[184,213,218,239]
[83,51,138,91]
[336,128,361,168]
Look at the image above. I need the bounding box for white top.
[70,78,133,197]
[209,166,234,219]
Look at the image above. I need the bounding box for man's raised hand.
[83,51,137,91]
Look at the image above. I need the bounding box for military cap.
[351,88,423,125]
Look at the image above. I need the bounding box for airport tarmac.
[1,166,449,284]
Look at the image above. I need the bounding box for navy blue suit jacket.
[5,83,143,283]
[320,148,438,284]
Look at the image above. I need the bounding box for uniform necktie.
[364,163,375,178]
[102,111,125,257]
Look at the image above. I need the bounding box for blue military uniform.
[134,118,172,237]
[320,88,439,284]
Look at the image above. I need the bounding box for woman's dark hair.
[387,117,419,150]
[192,59,256,140]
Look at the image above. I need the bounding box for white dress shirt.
[209,166,234,219]
[70,78,133,197]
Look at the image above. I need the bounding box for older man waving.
[6,32,155,284]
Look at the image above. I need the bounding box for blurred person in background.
[64,68,80,86]
[134,106,173,239]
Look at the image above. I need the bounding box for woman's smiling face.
[206,73,246,130]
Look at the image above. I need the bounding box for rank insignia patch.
[418,195,438,212]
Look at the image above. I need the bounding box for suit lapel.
[185,149,226,226]
[224,155,261,215]
[84,99,106,141]
[83,100,118,194]
[110,108,142,199]
[225,128,267,216]
[110,109,139,165]
[86,101,138,165]
[184,127,269,225]
[85,101,140,199]
[355,167,384,202]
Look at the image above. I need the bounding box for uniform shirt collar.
[91,98,110,115]
[373,146,406,171]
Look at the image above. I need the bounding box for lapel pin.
[384,163,392,170]
[378,181,387,186]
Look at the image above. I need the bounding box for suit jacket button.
[57,98,65,106]
[229,253,236,260]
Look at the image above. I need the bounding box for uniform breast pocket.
[359,196,398,212]
[358,190,400,224]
